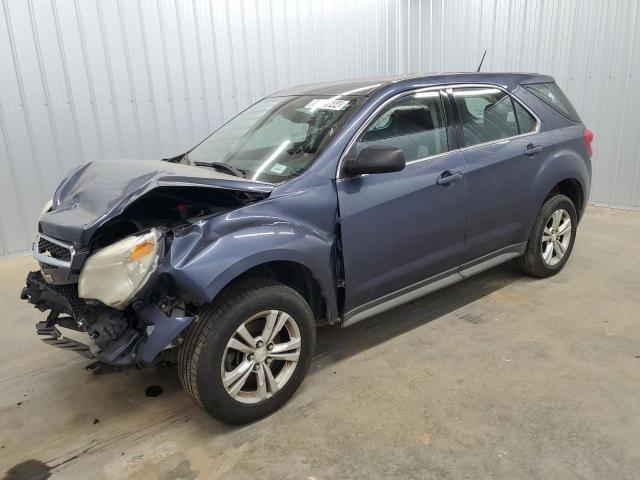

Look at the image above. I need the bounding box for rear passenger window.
[357,91,448,162]
[453,88,519,147]
[524,82,581,122]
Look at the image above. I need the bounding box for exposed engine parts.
[84,308,141,365]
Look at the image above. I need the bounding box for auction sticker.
[269,163,287,174]
[304,98,350,111]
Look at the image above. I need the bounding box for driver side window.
[356,91,448,162]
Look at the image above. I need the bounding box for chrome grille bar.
[33,233,75,268]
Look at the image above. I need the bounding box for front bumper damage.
[20,159,277,367]
[21,270,194,366]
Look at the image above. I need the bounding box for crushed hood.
[39,159,274,245]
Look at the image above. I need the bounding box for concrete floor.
[1,205,639,480]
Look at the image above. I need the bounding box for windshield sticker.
[269,163,287,174]
[304,98,350,111]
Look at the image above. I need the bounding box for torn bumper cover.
[21,271,193,366]
[21,159,275,366]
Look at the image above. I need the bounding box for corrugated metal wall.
[0,0,638,254]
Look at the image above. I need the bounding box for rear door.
[449,86,549,263]
[337,89,467,315]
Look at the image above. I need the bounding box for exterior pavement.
[1,205,639,480]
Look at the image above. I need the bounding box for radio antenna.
[476,49,487,72]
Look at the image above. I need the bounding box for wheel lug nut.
[265,357,272,365]
[253,364,260,371]
[247,354,254,360]
[256,341,264,348]
[267,343,273,351]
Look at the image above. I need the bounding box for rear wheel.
[517,194,577,277]
[178,280,315,424]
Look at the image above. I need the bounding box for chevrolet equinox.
[22,73,593,424]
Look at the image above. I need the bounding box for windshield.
[188,95,363,182]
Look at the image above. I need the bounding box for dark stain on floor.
[145,385,164,397]
[2,460,51,480]
[457,311,485,324]
[161,460,198,480]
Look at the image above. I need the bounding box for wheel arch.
[216,259,333,326]
[543,178,585,219]
[523,144,590,241]
[545,178,585,220]
[522,175,586,244]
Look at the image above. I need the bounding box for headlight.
[40,199,53,217]
[79,229,162,310]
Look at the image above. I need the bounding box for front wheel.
[178,280,316,424]
[517,194,578,277]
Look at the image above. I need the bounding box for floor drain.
[145,385,163,397]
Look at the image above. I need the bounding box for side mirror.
[342,145,406,177]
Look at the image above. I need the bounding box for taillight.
[583,127,594,157]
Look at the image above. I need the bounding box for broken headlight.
[79,229,163,310]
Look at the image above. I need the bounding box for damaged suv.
[22,73,592,424]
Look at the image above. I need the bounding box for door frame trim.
[341,242,527,327]
[444,84,541,155]
[336,83,541,179]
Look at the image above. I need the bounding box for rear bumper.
[21,271,194,366]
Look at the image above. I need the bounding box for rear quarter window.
[513,101,537,134]
[524,83,581,122]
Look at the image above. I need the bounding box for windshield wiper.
[194,161,246,178]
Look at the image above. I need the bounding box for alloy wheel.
[221,310,301,404]
[541,208,572,266]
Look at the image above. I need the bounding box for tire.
[178,279,315,424]
[517,194,578,278]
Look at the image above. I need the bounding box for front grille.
[33,233,74,268]
[38,237,71,261]
[55,283,87,319]
[32,271,87,319]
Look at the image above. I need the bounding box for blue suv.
[22,73,593,423]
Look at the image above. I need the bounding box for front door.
[337,90,467,316]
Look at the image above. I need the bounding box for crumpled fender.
[160,211,339,323]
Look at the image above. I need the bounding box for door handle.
[524,143,543,156]
[436,170,463,186]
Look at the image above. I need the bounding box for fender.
[162,214,339,322]
[522,126,591,237]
